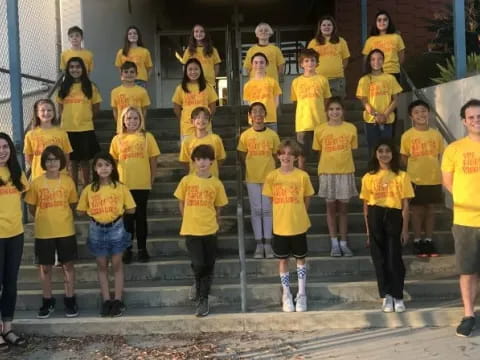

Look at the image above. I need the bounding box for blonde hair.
[120,106,145,133]
[277,139,302,157]
[255,22,274,37]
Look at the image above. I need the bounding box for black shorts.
[410,184,443,206]
[35,236,78,265]
[272,232,308,259]
[67,131,101,161]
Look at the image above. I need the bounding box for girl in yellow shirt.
[182,24,222,88]
[24,99,73,180]
[243,53,282,131]
[360,139,414,313]
[237,102,280,259]
[114,26,153,86]
[307,15,350,98]
[313,97,358,257]
[110,107,160,263]
[0,132,28,349]
[172,58,218,139]
[57,57,101,188]
[25,145,79,319]
[362,10,405,80]
[356,49,402,154]
[77,152,136,317]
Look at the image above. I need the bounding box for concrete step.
[17,254,457,284]
[21,231,455,262]
[14,276,461,312]
[12,300,464,335]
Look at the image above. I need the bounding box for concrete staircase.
[14,102,461,335]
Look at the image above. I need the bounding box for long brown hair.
[32,99,59,128]
[122,25,144,56]
[314,15,340,45]
[187,24,214,57]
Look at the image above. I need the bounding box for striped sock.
[280,272,290,295]
[297,265,307,295]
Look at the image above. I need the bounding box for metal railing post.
[6,0,25,166]
[453,0,467,79]
[361,0,368,45]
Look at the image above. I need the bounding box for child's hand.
[365,233,370,248]
[401,230,409,246]
[375,113,387,124]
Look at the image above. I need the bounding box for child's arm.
[401,198,410,245]
[25,154,33,165]
[214,63,220,77]
[442,171,453,193]
[216,206,222,225]
[401,154,408,168]
[76,210,86,216]
[149,155,158,186]
[358,97,377,117]
[208,101,217,117]
[178,200,185,216]
[363,200,370,247]
[304,196,311,210]
[113,108,118,125]
[342,58,349,69]
[125,207,136,215]
[173,103,182,120]
[58,103,64,117]
[398,50,405,64]
[92,103,100,118]
[274,95,280,108]
[277,63,285,77]
[379,94,399,123]
[28,205,36,217]
[142,107,148,121]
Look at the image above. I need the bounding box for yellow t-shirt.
[291,74,331,131]
[110,132,161,190]
[307,37,350,79]
[362,33,406,74]
[179,133,226,178]
[171,83,218,136]
[243,77,282,124]
[57,83,102,132]
[77,182,136,223]
[262,168,315,236]
[114,47,153,81]
[243,44,285,81]
[360,169,414,210]
[356,73,402,124]
[174,174,228,236]
[111,84,151,133]
[60,49,94,73]
[0,168,28,238]
[237,127,280,183]
[24,127,73,180]
[313,122,358,174]
[400,128,444,185]
[182,47,222,87]
[25,173,77,239]
[441,137,480,227]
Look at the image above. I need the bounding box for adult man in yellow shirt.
[442,99,480,337]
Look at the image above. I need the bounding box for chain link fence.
[0,0,60,136]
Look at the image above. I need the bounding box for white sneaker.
[340,243,354,257]
[382,294,394,313]
[330,246,342,257]
[394,298,406,313]
[295,294,307,312]
[264,244,274,258]
[282,292,295,312]
[253,243,264,259]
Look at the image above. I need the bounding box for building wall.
[335,0,450,97]
[81,0,157,109]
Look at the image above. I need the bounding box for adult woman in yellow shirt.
[362,10,405,82]
[307,16,350,98]
[360,139,414,313]
[0,133,28,350]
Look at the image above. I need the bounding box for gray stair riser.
[14,280,461,311]
[20,232,455,262]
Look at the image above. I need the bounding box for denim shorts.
[87,218,131,257]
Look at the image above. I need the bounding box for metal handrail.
[400,67,456,144]
[0,67,56,84]
[0,85,49,104]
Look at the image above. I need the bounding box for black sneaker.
[100,300,112,317]
[122,249,133,264]
[424,240,439,257]
[37,297,56,319]
[456,316,476,337]
[110,300,126,317]
[64,296,79,318]
[137,249,150,263]
[414,240,428,258]
[195,297,209,317]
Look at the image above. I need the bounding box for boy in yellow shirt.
[60,26,94,74]
[262,140,315,312]
[179,107,226,178]
[400,100,443,257]
[174,144,228,317]
[111,61,151,133]
[291,48,331,169]
[442,99,480,337]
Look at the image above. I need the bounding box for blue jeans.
[0,233,24,321]
[364,122,393,155]
[87,218,131,257]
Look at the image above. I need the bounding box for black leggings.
[368,205,405,299]
[186,235,217,299]
[124,190,150,250]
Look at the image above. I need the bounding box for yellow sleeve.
[359,174,370,200]
[290,78,297,101]
[178,138,190,162]
[272,132,280,153]
[23,131,33,155]
[362,37,372,55]
[340,38,351,59]
[272,78,282,96]
[397,34,406,51]
[243,47,254,71]
[356,76,369,98]
[24,180,37,205]
[114,49,123,67]
[77,186,90,212]
[67,177,79,203]
[122,184,136,209]
[215,135,227,161]
[110,88,117,108]
[242,82,251,102]
[212,48,222,64]
[400,132,410,156]
[303,172,315,197]
[207,85,218,103]
[262,172,273,197]
[173,176,187,200]
[141,89,151,107]
[181,49,190,64]
[390,76,403,94]
[312,127,322,151]
[62,131,73,153]
[92,85,102,104]
[437,131,445,154]
[88,52,94,72]
[21,173,29,192]
[441,144,456,173]
[214,180,228,207]
[351,126,358,150]
[307,39,316,49]
[60,52,66,70]
[275,46,286,65]
[109,136,119,160]
[322,77,332,98]
[146,133,161,157]
[172,85,183,105]
[237,131,247,152]
[402,172,415,199]
[144,48,153,68]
